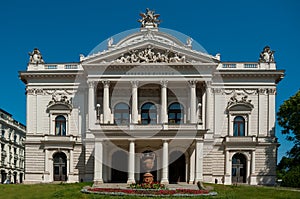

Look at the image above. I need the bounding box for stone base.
[93,179,103,186]
[127,179,136,184]
[160,178,169,185]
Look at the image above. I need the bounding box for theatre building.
[19,10,284,185]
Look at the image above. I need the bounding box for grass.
[0,182,299,199]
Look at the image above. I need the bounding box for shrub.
[281,166,300,188]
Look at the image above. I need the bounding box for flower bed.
[82,186,217,197]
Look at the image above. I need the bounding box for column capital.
[102,80,110,88]
[160,80,168,88]
[88,81,96,88]
[188,80,197,88]
[128,139,136,142]
[130,80,139,88]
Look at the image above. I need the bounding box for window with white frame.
[55,115,67,136]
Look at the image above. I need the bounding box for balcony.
[223,136,257,150]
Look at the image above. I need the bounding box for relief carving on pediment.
[114,47,187,64]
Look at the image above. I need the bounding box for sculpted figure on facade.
[227,94,252,107]
[48,94,71,106]
[259,46,275,63]
[28,48,44,64]
[115,48,187,63]
[138,8,160,28]
[107,37,114,48]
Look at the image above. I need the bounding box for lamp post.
[96,104,101,122]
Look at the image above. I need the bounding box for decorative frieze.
[26,88,76,96]
[114,47,187,63]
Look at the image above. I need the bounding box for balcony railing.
[225,136,256,143]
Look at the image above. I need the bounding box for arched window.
[141,102,157,124]
[114,103,130,125]
[55,115,66,136]
[168,102,183,124]
[233,116,245,136]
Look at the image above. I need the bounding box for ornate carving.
[28,48,44,64]
[160,80,168,88]
[258,88,267,95]
[186,37,193,47]
[114,48,187,63]
[268,88,277,95]
[88,81,96,88]
[107,37,114,48]
[102,80,110,88]
[48,94,72,106]
[259,46,275,63]
[188,80,197,88]
[227,94,252,107]
[131,80,139,88]
[138,8,160,28]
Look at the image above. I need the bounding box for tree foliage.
[277,90,300,187]
[277,90,300,163]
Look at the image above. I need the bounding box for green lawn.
[0,182,299,199]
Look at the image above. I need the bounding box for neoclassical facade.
[19,10,284,185]
[0,109,26,183]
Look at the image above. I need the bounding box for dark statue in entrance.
[141,152,156,184]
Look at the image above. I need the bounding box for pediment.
[82,30,219,65]
[227,103,253,112]
[47,102,72,111]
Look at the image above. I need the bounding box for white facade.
[0,109,25,184]
[19,11,284,185]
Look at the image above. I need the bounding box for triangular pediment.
[82,30,219,65]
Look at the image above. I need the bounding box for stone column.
[268,88,276,137]
[70,149,74,174]
[160,81,168,124]
[189,149,195,183]
[131,81,139,124]
[189,80,197,123]
[94,139,103,185]
[224,150,231,185]
[127,140,136,184]
[194,139,203,183]
[44,149,49,182]
[102,81,111,124]
[88,81,96,128]
[161,139,169,184]
[250,150,257,185]
[205,82,214,131]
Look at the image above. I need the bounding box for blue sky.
[0,0,299,162]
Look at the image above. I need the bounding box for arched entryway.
[53,152,67,181]
[169,151,186,183]
[232,153,247,184]
[1,170,6,184]
[111,150,128,183]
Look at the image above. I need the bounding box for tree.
[277,90,300,187]
[277,90,300,165]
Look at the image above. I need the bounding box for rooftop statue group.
[138,8,161,28]
[259,46,275,63]
[28,48,44,64]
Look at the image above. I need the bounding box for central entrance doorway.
[53,152,67,181]
[232,153,246,184]
[169,151,186,183]
[111,150,128,183]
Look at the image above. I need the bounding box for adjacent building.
[0,109,26,183]
[19,10,284,185]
